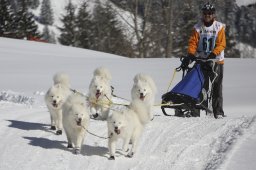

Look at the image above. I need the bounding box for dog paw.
[67,144,73,149]
[56,130,62,135]
[74,148,80,154]
[90,113,99,119]
[127,152,134,158]
[93,113,99,119]
[109,156,115,160]
[50,126,56,130]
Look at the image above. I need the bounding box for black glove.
[181,54,194,69]
[208,52,216,59]
[188,54,196,61]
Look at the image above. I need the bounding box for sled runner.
[161,56,217,117]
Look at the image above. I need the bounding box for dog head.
[107,111,126,135]
[132,80,152,101]
[131,73,157,102]
[64,94,89,127]
[89,76,110,99]
[71,104,88,126]
[45,84,67,109]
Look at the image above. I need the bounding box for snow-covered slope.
[0,38,256,170]
[32,0,134,42]
[236,0,256,6]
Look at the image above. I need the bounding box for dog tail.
[130,99,151,125]
[93,67,112,81]
[53,72,70,88]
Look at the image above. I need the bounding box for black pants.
[202,63,224,118]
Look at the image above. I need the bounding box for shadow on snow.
[7,119,51,132]
[23,136,67,150]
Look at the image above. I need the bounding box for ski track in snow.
[0,91,255,170]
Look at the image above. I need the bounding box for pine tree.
[27,0,40,9]
[58,1,77,46]
[92,1,133,56]
[15,0,40,39]
[42,25,56,43]
[39,0,54,25]
[0,0,16,37]
[76,1,93,49]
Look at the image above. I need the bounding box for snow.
[236,0,256,6]
[236,43,256,58]
[0,37,256,170]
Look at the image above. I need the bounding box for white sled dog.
[45,73,71,135]
[62,93,90,154]
[131,73,157,120]
[107,99,151,160]
[88,67,112,120]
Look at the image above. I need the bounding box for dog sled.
[161,56,217,117]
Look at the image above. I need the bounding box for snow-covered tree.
[27,0,40,9]
[58,1,77,46]
[0,0,16,37]
[39,0,54,25]
[15,0,40,39]
[42,25,56,43]
[75,1,93,49]
[92,1,133,57]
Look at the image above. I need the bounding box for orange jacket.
[187,22,226,64]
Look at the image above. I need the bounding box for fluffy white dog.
[131,73,157,120]
[45,73,71,135]
[107,99,150,160]
[88,67,112,120]
[62,93,89,154]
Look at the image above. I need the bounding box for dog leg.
[67,143,73,148]
[127,137,136,157]
[56,110,63,133]
[122,137,130,153]
[128,131,141,157]
[66,136,73,148]
[50,113,56,129]
[108,138,116,159]
[74,134,84,154]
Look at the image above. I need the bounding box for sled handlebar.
[193,57,216,62]
[177,56,215,72]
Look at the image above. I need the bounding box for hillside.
[0,37,256,170]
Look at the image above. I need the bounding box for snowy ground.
[0,38,256,170]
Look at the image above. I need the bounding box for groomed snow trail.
[0,92,255,170]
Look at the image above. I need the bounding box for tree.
[42,25,56,43]
[131,0,153,58]
[39,0,54,25]
[27,0,40,9]
[0,0,16,37]
[92,1,133,57]
[15,0,40,39]
[58,1,77,46]
[213,0,240,58]
[76,0,93,49]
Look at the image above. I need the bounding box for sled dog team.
[45,67,157,159]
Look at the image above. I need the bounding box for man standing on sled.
[182,2,226,119]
